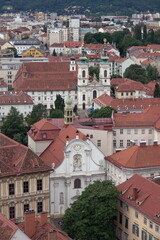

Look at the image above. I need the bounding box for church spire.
[64,95,73,125]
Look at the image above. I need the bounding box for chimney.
[153,140,158,146]
[140,141,146,147]
[24,210,36,238]
[40,212,48,226]
[48,230,57,240]
[132,188,138,201]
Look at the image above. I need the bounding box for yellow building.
[116,174,160,240]
[0,133,51,223]
[22,46,45,57]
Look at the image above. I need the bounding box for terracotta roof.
[0,213,18,240]
[50,43,64,47]
[111,78,132,86]
[116,80,145,92]
[0,79,7,88]
[106,143,160,169]
[117,174,160,223]
[13,62,77,91]
[40,125,87,168]
[94,94,160,112]
[0,91,34,105]
[0,133,51,177]
[64,41,83,48]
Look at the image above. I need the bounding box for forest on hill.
[1,0,160,15]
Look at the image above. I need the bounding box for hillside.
[1,0,160,15]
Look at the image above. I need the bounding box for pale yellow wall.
[22,48,45,57]
[0,172,50,222]
[116,199,160,240]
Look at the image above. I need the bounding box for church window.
[60,192,64,204]
[83,94,85,101]
[83,103,85,110]
[93,90,97,99]
[104,70,107,77]
[82,70,85,78]
[74,179,81,189]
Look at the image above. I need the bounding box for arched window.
[83,103,85,110]
[74,179,81,189]
[104,70,107,77]
[93,90,97,99]
[82,70,85,78]
[60,192,64,204]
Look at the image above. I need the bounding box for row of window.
[9,179,42,195]
[32,96,77,101]
[114,128,153,135]
[113,139,153,147]
[9,202,43,219]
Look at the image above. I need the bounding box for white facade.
[0,104,33,120]
[50,138,105,217]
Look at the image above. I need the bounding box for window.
[24,204,29,213]
[126,92,128,96]
[149,129,152,134]
[9,183,14,195]
[127,140,130,147]
[132,224,139,237]
[120,200,123,208]
[120,129,123,134]
[149,221,153,229]
[74,179,81,189]
[60,192,64,204]
[9,206,15,219]
[135,211,138,218]
[141,230,147,240]
[113,140,116,147]
[93,90,97,99]
[97,140,101,147]
[148,139,152,145]
[83,103,85,110]
[121,93,124,96]
[113,131,116,136]
[141,129,145,134]
[155,225,159,232]
[37,179,43,191]
[104,70,107,77]
[125,216,129,229]
[90,134,93,138]
[120,140,123,147]
[143,217,147,225]
[119,212,123,224]
[134,129,138,134]
[124,232,128,240]
[127,129,131,134]
[37,202,43,213]
[23,181,29,193]
[149,234,153,240]
[82,70,85,78]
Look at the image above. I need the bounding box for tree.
[62,180,119,240]
[26,104,47,126]
[0,107,27,145]
[146,64,158,81]
[55,95,65,112]
[154,83,160,98]
[52,49,57,56]
[124,64,148,83]
[49,108,64,118]
[134,25,142,41]
[89,106,116,118]
[89,66,100,79]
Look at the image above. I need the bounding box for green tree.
[89,66,100,79]
[62,180,119,240]
[52,49,57,56]
[49,108,64,118]
[143,25,147,41]
[154,83,160,98]
[89,106,116,118]
[26,104,47,126]
[1,107,27,145]
[146,65,158,82]
[134,25,142,41]
[55,95,65,112]
[124,64,148,83]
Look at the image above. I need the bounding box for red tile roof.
[40,125,87,168]
[0,133,51,177]
[0,213,18,240]
[117,174,160,223]
[64,41,83,48]
[106,143,160,169]
[0,91,34,105]
[13,62,77,91]
[116,80,145,92]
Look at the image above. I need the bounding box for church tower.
[77,47,89,110]
[64,95,73,125]
[70,56,76,71]
[99,39,111,95]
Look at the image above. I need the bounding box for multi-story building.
[10,40,41,56]
[0,133,51,223]
[116,174,160,240]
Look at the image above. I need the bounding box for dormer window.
[42,133,47,139]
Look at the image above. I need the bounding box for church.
[13,44,111,112]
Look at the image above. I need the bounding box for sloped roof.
[106,143,160,169]
[117,174,160,223]
[116,81,146,92]
[0,213,18,240]
[13,62,77,92]
[0,133,51,177]
[0,91,33,105]
[40,125,87,168]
